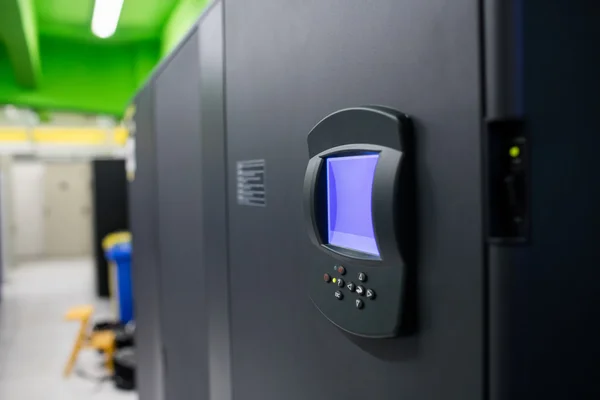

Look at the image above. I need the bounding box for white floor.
[0,259,137,400]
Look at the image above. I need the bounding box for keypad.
[322,267,376,307]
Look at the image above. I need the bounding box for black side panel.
[225,1,484,400]
[199,3,233,400]
[154,30,210,400]
[483,0,523,119]
[130,86,165,400]
[489,1,600,399]
[92,159,129,298]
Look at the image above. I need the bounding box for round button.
[358,272,367,282]
[366,289,376,300]
[355,299,364,309]
[323,273,331,282]
[337,278,345,287]
[346,282,356,292]
[334,290,343,300]
[336,265,346,275]
[356,285,365,296]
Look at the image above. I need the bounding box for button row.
[337,266,366,282]
[334,292,364,309]
[353,285,376,299]
[325,269,368,283]
[334,283,376,302]
[326,276,346,287]
[334,281,376,299]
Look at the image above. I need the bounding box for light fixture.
[91,0,125,39]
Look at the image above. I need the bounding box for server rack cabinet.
[223,0,600,400]
[153,28,210,400]
[92,159,129,298]
[130,85,165,400]
[224,0,485,399]
[129,2,228,399]
[152,3,228,399]
[131,0,598,398]
[488,0,600,399]
[198,4,233,400]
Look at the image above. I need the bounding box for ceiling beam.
[0,0,41,88]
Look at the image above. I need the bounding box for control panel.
[303,106,415,338]
[324,265,375,308]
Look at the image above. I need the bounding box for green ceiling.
[0,0,210,117]
[36,0,178,42]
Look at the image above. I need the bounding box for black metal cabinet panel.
[154,29,210,400]
[224,1,484,400]
[93,159,129,298]
[198,3,232,400]
[489,1,600,399]
[130,86,165,400]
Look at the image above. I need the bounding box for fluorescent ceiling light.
[91,0,125,39]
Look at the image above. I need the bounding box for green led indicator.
[509,146,520,158]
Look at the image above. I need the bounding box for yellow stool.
[63,305,116,378]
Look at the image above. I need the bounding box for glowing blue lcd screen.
[326,154,380,256]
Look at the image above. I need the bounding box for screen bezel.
[304,143,406,265]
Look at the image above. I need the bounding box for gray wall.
[0,157,13,284]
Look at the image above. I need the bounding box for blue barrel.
[106,242,133,324]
